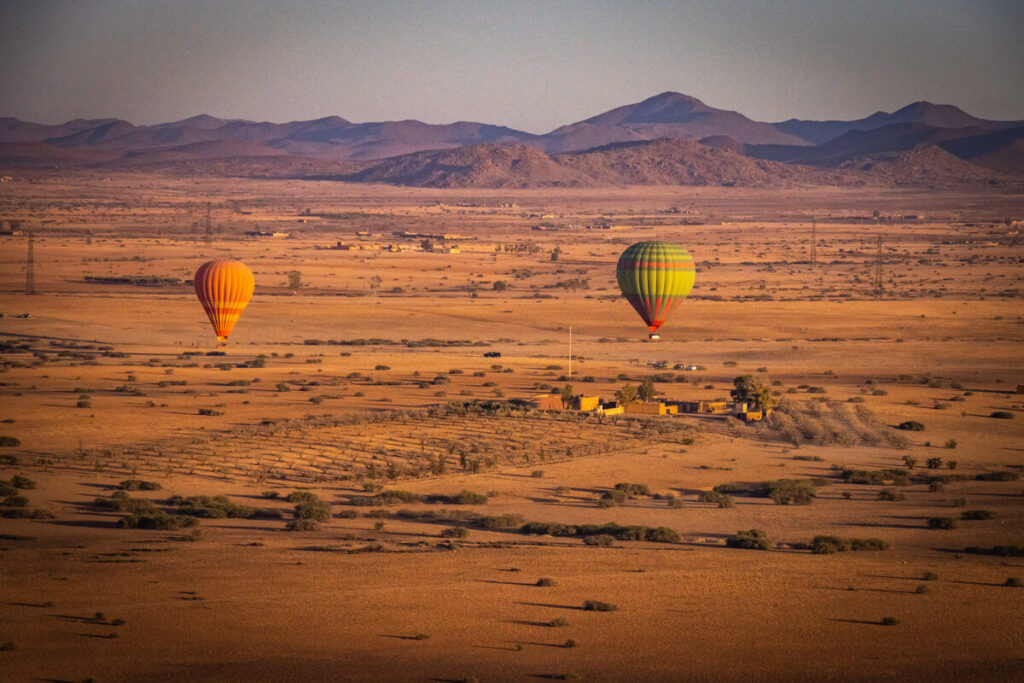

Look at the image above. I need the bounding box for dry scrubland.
[0,172,1023,682]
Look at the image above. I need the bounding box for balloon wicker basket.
[648,333,660,340]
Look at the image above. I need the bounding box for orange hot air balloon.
[194,259,254,343]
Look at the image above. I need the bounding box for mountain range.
[1,92,1021,187]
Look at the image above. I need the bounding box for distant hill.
[0,93,1020,187]
[540,92,809,152]
[775,101,1024,145]
[836,144,1011,188]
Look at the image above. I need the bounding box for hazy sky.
[2,0,1021,132]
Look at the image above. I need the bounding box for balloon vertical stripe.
[616,241,695,336]
[194,259,255,343]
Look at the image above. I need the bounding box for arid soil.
[1,173,1022,682]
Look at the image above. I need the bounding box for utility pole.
[873,234,883,299]
[810,217,816,269]
[204,202,212,246]
[568,326,572,378]
[25,230,36,295]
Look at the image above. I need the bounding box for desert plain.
[0,173,1022,682]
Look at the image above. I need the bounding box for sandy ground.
[0,174,1022,682]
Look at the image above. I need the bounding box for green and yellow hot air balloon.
[616,241,695,339]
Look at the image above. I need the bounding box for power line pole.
[25,230,36,295]
[204,202,212,246]
[810,217,817,269]
[873,234,883,299]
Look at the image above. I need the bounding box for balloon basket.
[648,333,660,340]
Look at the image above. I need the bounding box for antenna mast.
[25,230,36,295]
[810,217,816,269]
[568,326,572,378]
[873,234,883,299]
[204,202,212,246]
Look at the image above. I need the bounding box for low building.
[624,401,678,416]
[530,394,565,411]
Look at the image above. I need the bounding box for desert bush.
[811,535,848,554]
[172,495,258,519]
[877,488,905,501]
[850,538,890,551]
[441,526,468,538]
[926,457,943,469]
[975,471,1019,482]
[582,600,618,612]
[769,479,816,505]
[881,617,899,626]
[792,455,824,462]
[295,500,331,522]
[943,439,957,450]
[287,491,319,503]
[118,479,161,491]
[582,534,615,547]
[962,545,1023,557]
[373,490,423,505]
[0,454,18,465]
[0,481,16,496]
[118,510,198,530]
[927,517,957,530]
[990,411,1014,419]
[897,421,924,431]
[726,529,770,550]
[960,509,995,520]
[1005,577,1022,587]
[285,518,320,531]
[614,482,650,496]
[536,577,556,587]
[335,509,359,519]
[914,585,929,594]
[478,513,525,529]
[0,436,21,447]
[547,618,569,627]
[197,408,222,416]
[841,469,909,486]
[697,490,733,507]
[261,490,280,499]
[3,495,29,508]
[9,474,35,490]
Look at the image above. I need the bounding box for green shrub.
[811,535,847,554]
[295,500,331,522]
[118,511,198,530]
[582,534,615,547]
[582,600,617,612]
[850,538,890,551]
[118,479,161,491]
[478,513,525,529]
[287,491,319,503]
[441,526,469,538]
[614,482,650,496]
[975,471,1019,482]
[726,529,770,550]
[9,474,35,490]
[927,517,957,530]
[286,518,320,531]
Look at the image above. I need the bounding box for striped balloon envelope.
[193,260,255,343]
[615,241,695,339]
